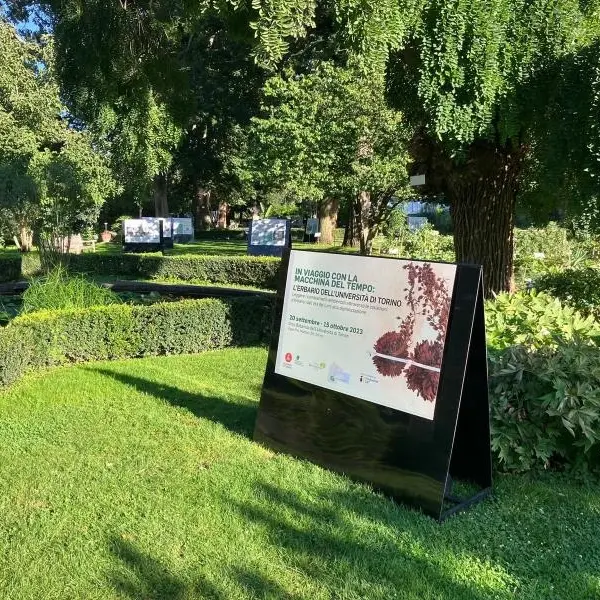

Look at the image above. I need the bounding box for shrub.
[0,296,274,388]
[535,267,600,319]
[21,253,42,278]
[486,292,600,473]
[0,253,281,287]
[67,254,281,288]
[381,220,455,262]
[489,340,600,473]
[21,268,121,313]
[0,324,35,387]
[0,256,21,283]
[408,225,455,262]
[383,210,409,240]
[485,291,600,351]
[513,223,588,288]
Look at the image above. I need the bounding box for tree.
[168,14,266,229]
[93,90,182,217]
[241,0,600,292]
[245,0,600,292]
[0,19,114,253]
[16,0,600,291]
[385,0,600,293]
[0,19,59,249]
[10,1,186,217]
[11,2,260,222]
[248,62,412,251]
[30,131,114,257]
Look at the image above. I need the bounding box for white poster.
[124,219,161,244]
[250,219,287,246]
[275,251,457,420]
[172,218,194,237]
[142,217,172,238]
[305,218,319,235]
[407,216,429,231]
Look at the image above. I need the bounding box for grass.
[0,348,599,599]
[21,268,121,313]
[92,239,358,257]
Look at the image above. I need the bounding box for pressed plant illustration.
[372,262,452,402]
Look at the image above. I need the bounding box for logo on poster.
[328,363,351,384]
[284,352,293,363]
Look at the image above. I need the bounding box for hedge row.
[0,296,274,389]
[0,253,282,288]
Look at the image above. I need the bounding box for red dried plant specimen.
[405,340,444,402]
[372,261,453,401]
[373,316,413,377]
[403,262,451,342]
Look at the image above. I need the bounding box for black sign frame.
[254,250,492,521]
[247,219,292,257]
[123,218,174,253]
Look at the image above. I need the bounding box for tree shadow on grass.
[105,476,600,599]
[220,482,501,600]
[109,537,305,600]
[223,479,600,599]
[107,528,495,600]
[89,368,259,438]
[108,536,223,600]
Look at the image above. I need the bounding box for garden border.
[0,253,282,288]
[0,295,275,390]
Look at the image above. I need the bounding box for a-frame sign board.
[254,250,492,521]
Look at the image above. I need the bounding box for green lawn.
[0,348,599,599]
[167,240,357,256]
[92,239,358,257]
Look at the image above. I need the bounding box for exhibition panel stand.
[247,219,292,257]
[255,249,492,521]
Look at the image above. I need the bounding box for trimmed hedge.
[0,253,281,288]
[0,296,274,389]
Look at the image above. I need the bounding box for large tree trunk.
[446,143,523,295]
[18,224,33,252]
[217,200,228,229]
[356,191,376,255]
[153,173,169,217]
[195,188,212,230]
[317,198,339,244]
[342,202,360,247]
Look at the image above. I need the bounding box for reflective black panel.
[254,251,492,521]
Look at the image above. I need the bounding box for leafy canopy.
[0,19,114,239]
[248,62,411,203]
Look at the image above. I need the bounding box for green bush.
[513,223,589,288]
[535,267,600,319]
[489,340,600,473]
[381,220,455,262]
[486,292,600,473]
[22,268,121,313]
[67,254,281,288]
[0,253,281,287]
[408,224,455,262]
[0,256,21,282]
[485,291,600,351]
[0,324,35,387]
[21,253,42,278]
[0,296,274,389]
[383,210,409,240]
